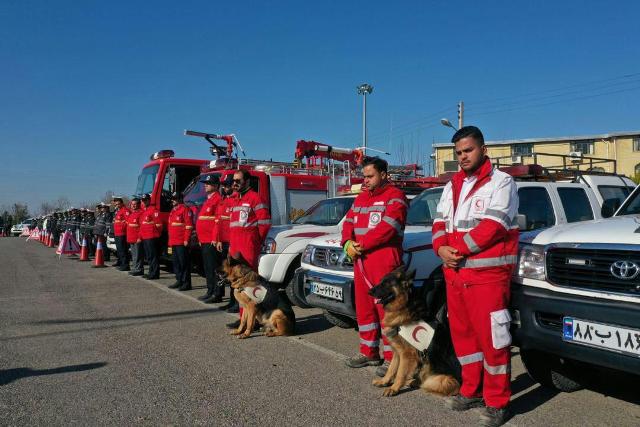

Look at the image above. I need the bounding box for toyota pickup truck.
[511,181,640,392]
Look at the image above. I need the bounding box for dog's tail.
[418,364,460,396]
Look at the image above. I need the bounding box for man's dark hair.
[235,169,251,182]
[362,156,388,173]
[451,126,484,146]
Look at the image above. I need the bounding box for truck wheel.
[322,310,355,329]
[285,278,311,308]
[521,349,584,392]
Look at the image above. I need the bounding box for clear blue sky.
[1,0,639,213]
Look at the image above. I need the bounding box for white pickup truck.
[293,174,635,328]
[258,195,356,303]
[511,180,640,392]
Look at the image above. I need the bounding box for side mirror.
[601,198,620,218]
[516,214,528,230]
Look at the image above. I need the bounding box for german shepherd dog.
[369,268,461,397]
[221,256,295,339]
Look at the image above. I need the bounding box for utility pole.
[457,101,464,129]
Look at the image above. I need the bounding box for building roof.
[432,130,640,148]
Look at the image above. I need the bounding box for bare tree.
[12,203,29,223]
[53,196,71,211]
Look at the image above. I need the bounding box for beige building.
[432,131,640,179]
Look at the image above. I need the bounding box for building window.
[511,143,533,156]
[570,140,594,155]
[633,138,640,152]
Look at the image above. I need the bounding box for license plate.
[309,281,343,301]
[563,317,640,357]
[167,247,172,255]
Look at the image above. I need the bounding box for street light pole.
[357,83,373,154]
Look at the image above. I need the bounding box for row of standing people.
[37,206,114,261]
[112,170,271,320]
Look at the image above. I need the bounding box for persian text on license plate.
[310,282,343,301]
[563,317,640,357]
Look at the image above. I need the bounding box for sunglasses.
[233,179,243,184]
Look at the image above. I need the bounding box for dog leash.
[357,257,380,303]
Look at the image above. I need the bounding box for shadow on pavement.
[509,373,559,416]
[0,362,107,386]
[30,308,218,325]
[294,313,334,335]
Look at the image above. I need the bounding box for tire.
[521,349,584,392]
[322,310,355,329]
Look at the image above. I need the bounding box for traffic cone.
[47,233,52,247]
[92,236,106,268]
[78,236,90,261]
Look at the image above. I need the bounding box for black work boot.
[345,354,383,368]
[479,406,510,427]
[204,294,223,304]
[178,283,192,291]
[226,319,241,329]
[226,303,239,313]
[168,282,181,289]
[444,395,485,411]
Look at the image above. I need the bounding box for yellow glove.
[344,240,362,259]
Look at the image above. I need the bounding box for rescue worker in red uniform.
[341,157,408,375]
[228,169,271,270]
[139,193,163,280]
[111,196,130,271]
[126,197,145,276]
[196,174,223,302]
[215,175,238,312]
[226,169,271,330]
[167,192,194,291]
[433,126,518,427]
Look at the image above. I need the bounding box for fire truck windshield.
[406,187,443,226]
[182,173,222,208]
[135,165,159,197]
[294,197,355,226]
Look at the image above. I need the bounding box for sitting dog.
[369,267,461,397]
[221,257,295,339]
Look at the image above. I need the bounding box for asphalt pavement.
[1,237,639,426]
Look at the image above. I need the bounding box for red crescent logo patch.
[252,288,260,297]
[412,325,427,342]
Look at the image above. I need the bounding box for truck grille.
[546,247,640,295]
[311,247,352,271]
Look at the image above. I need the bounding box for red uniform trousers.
[354,261,392,361]
[445,268,512,409]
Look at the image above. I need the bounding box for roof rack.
[491,152,627,182]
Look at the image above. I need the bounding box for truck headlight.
[262,237,277,254]
[516,244,545,280]
[302,245,313,264]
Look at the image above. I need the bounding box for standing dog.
[221,257,295,339]
[369,268,461,397]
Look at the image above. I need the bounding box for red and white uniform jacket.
[432,157,519,283]
[341,183,408,284]
[196,192,222,245]
[214,195,235,244]
[229,189,271,269]
[140,205,163,240]
[113,207,131,237]
[168,204,194,246]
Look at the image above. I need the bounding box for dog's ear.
[400,269,416,288]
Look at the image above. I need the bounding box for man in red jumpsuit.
[139,193,163,281]
[196,174,223,302]
[226,169,271,329]
[111,196,130,271]
[433,126,518,427]
[341,157,408,375]
[228,169,271,270]
[167,192,194,291]
[126,197,144,276]
[215,175,238,312]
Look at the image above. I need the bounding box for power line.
[466,84,640,118]
[467,71,640,108]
